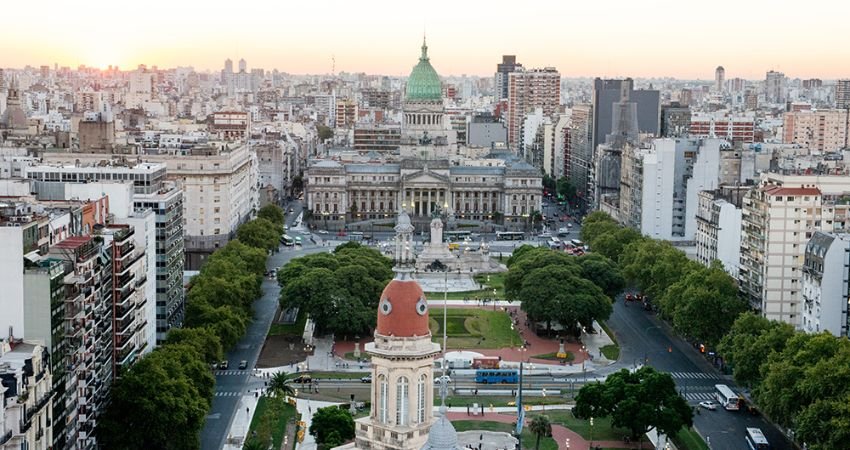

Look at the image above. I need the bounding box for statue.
[437,374,450,405]
[430,215,444,246]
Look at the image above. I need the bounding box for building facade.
[0,342,53,450]
[695,188,746,278]
[689,113,755,144]
[506,68,560,150]
[782,109,850,152]
[801,232,850,337]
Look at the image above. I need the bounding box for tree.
[504,249,580,299]
[620,240,698,300]
[542,174,556,191]
[660,262,747,347]
[257,204,285,226]
[574,367,693,441]
[165,327,223,364]
[556,176,577,202]
[237,218,282,251]
[718,313,795,388]
[184,299,247,350]
[212,240,268,276]
[98,346,213,449]
[529,415,552,450]
[317,124,333,141]
[795,394,850,450]
[268,372,296,398]
[518,265,612,335]
[309,406,355,447]
[576,253,625,298]
[586,227,643,263]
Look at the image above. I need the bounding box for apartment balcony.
[116,315,136,335]
[0,430,11,445]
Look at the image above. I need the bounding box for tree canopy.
[257,204,285,226]
[309,406,355,448]
[574,366,693,440]
[278,243,392,335]
[236,217,282,251]
[519,265,612,335]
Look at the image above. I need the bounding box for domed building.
[351,209,443,450]
[401,38,455,151]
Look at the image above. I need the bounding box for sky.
[3,0,850,80]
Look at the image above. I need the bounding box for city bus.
[475,369,518,384]
[443,230,472,242]
[745,427,770,450]
[714,384,740,411]
[280,235,295,246]
[496,231,524,241]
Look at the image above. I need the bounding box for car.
[567,223,573,228]
[218,360,229,370]
[318,230,328,234]
[238,360,248,370]
[434,375,452,384]
[361,375,372,383]
[699,401,717,410]
[292,374,312,384]
[284,225,289,230]
[288,208,294,213]
[539,232,552,238]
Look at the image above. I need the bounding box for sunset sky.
[3,0,849,80]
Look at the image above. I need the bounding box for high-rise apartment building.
[660,102,691,138]
[695,187,748,278]
[715,66,725,93]
[591,78,660,150]
[506,68,560,151]
[765,70,786,104]
[782,109,850,152]
[567,104,594,209]
[835,79,850,109]
[0,341,53,450]
[494,55,522,101]
[801,232,850,337]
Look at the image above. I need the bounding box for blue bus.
[475,369,518,384]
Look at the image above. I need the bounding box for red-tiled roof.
[53,235,92,250]
[761,185,821,196]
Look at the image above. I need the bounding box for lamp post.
[589,417,594,448]
[565,438,570,450]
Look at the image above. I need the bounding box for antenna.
[332,55,335,77]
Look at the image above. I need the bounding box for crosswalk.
[214,370,250,376]
[682,392,715,402]
[214,391,243,397]
[667,371,721,380]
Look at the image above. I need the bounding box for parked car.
[699,401,717,411]
[218,360,229,370]
[238,360,248,370]
[361,375,372,383]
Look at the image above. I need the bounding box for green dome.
[406,39,442,101]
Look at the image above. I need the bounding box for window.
[378,376,388,423]
[417,375,427,424]
[396,377,409,425]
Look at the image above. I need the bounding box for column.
[428,190,432,215]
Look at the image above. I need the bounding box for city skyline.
[3,0,850,79]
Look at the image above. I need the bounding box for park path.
[445,412,652,450]
[334,305,594,366]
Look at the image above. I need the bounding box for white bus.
[745,427,770,450]
[714,384,740,411]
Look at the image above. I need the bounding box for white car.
[539,232,552,238]
[698,400,717,410]
[318,230,328,234]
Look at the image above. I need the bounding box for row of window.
[377,374,427,426]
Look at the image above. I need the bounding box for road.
[200,201,327,450]
[603,293,794,450]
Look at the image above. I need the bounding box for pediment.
[403,170,450,184]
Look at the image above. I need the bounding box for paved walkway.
[445,412,653,450]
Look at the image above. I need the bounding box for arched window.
[378,375,388,424]
[417,374,427,424]
[396,376,409,425]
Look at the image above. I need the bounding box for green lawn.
[428,308,521,349]
[246,396,299,449]
[453,420,558,450]
[268,308,307,337]
[533,352,575,362]
[531,411,648,443]
[599,321,617,345]
[424,272,508,300]
[600,344,620,360]
[672,427,709,450]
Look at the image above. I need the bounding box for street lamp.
[589,417,594,448]
[565,439,570,450]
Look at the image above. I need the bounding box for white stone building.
[801,232,850,336]
[0,341,53,450]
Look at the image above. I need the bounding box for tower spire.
[420,34,429,61]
